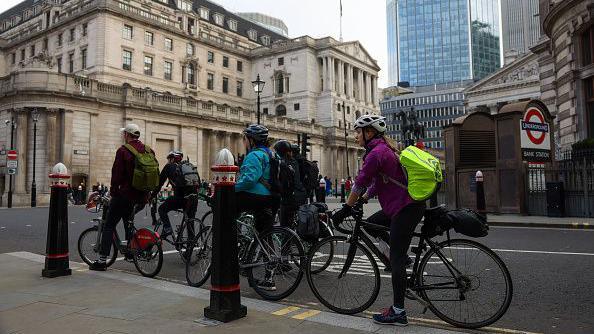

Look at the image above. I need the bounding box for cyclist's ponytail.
[382,135,400,154]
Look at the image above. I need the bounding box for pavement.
[323,198,594,229]
[0,251,467,334]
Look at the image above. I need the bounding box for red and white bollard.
[476,170,486,216]
[42,163,72,278]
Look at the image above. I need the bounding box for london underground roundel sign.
[520,106,551,162]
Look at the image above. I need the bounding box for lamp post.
[342,102,350,178]
[6,117,16,208]
[31,109,39,207]
[251,74,265,125]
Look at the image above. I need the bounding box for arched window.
[275,104,287,116]
[355,110,361,119]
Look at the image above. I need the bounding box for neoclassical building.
[0,0,379,206]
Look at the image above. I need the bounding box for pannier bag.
[421,205,451,238]
[448,209,489,238]
[297,204,320,240]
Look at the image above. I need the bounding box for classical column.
[358,69,364,102]
[365,72,372,104]
[329,57,335,93]
[196,128,205,178]
[338,60,344,96]
[322,57,328,91]
[61,110,73,167]
[372,76,378,106]
[209,130,217,166]
[224,132,232,151]
[89,113,99,187]
[347,65,354,99]
[15,110,28,194]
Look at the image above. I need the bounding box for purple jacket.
[353,138,412,217]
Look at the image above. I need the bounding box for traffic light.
[301,133,311,158]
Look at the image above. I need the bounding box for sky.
[0,0,389,87]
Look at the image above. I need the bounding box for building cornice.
[543,0,590,37]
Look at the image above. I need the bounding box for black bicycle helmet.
[243,124,269,144]
[273,140,292,155]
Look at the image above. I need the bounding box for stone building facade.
[0,0,378,206]
[532,0,594,148]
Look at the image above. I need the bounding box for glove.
[332,204,353,225]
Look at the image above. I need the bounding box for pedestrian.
[316,175,326,203]
[345,176,352,197]
[89,123,159,271]
[325,176,331,196]
[77,184,83,205]
[332,114,425,326]
[273,140,306,229]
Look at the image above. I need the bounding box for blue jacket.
[235,146,272,196]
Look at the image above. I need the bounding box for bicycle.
[78,194,164,278]
[305,202,513,329]
[186,211,306,301]
[149,193,212,263]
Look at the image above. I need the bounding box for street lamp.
[251,74,265,125]
[342,102,350,178]
[31,109,39,207]
[5,117,16,208]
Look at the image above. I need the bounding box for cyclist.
[90,124,155,271]
[273,140,306,228]
[235,124,279,291]
[332,115,426,326]
[152,150,197,239]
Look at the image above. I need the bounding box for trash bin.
[546,182,565,217]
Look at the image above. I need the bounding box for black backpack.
[297,204,320,240]
[257,149,295,197]
[298,159,320,192]
[174,160,201,190]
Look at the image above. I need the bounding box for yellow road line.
[291,309,321,320]
[272,306,300,316]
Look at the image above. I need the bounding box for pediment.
[466,52,539,93]
[335,41,379,69]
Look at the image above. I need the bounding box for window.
[187,18,195,35]
[236,80,243,97]
[82,23,87,36]
[207,73,214,90]
[261,35,270,46]
[122,24,133,39]
[30,44,35,57]
[122,50,132,70]
[186,43,194,56]
[42,38,48,50]
[164,61,172,80]
[10,53,15,64]
[179,0,192,11]
[165,38,173,51]
[20,49,25,60]
[276,74,284,94]
[222,77,229,93]
[263,107,269,114]
[582,24,594,66]
[144,56,153,75]
[81,48,87,69]
[68,52,74,73]
[199,7,209,20]
[276,105,287,116]
[207,51,214,63]
[144,31,154,46]
[69,28,75,42]
[228,19,237,31]
[213,13,224,26]
[57,33,62,46]
[294,103,300,111]
[223,56,229,68]
[278,57,284,66]
[186,63,195,85]
[248,29,257,41]
[56,57,62,73]
[237,60,243,72]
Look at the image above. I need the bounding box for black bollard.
[204,149,247,322]
[42,163,72,278]
[476,170,486,216]
[340,181,346,203]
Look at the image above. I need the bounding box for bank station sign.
[520,106,552,162]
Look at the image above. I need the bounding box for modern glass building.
[386,0,502,87]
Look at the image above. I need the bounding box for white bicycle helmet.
[354,114,387,133]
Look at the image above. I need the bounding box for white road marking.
[25,224,31,227]
[491,248,594,256]
[0,227,5,229]
[491,225,594,232]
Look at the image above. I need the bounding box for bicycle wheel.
[306,236,380,315]
[308,222,335,274]
[417,239,513,329]
[201,211,213,227]
[247,227,305,301]
[132,239,163,278]
[186,226,213,287]
[77,226,118,267]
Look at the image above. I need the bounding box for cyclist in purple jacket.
[332,114,426,326]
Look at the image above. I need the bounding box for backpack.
[175,160,201,189]
[299,159,319,192]
[381,145,443,201]
[256,149,295,197]
[124,144,160,192]
[296,204,320,240]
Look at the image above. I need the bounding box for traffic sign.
[7,160,17,168]
[7,150,17,160]
[7,168,16,175]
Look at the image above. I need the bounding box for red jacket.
[110,139,156,203]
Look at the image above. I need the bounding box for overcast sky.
[0,0,388,86]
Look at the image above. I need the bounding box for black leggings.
[389,202,426,308]
[235,192,277,234]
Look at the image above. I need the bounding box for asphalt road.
[0,205,593,334]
